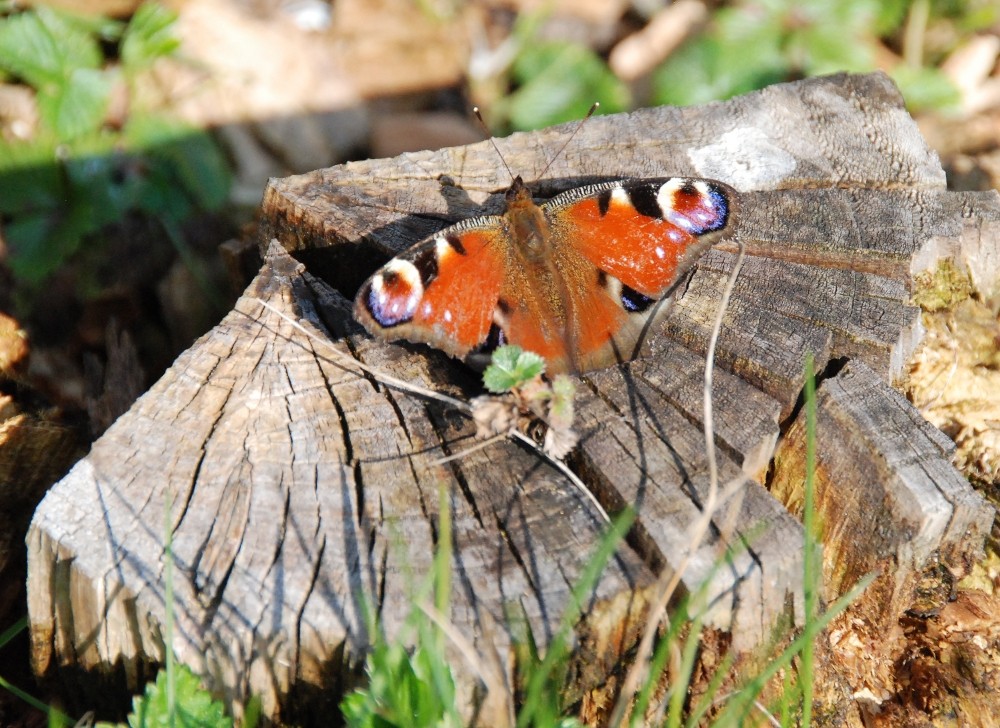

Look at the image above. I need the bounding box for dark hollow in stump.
[27,72,997,725]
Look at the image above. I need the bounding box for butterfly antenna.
[537,101,599,181]
[473,106,516,184]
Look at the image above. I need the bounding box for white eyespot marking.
[655,246,665,259]
[656,180,697,233]
[444,309,453,323]
[603,273,623,300]
[611,186,630,206]
[423,301,433,316]
[368,259,423,326]
[668,229,684,243]
[493,307,509,326]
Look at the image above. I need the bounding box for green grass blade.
[712,574,872,725]
[516,509,633,728]
[0,672,75,726]
[801,353,819,727]
[0,615,27,649]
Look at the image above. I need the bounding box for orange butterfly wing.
[354,177,737,373]
[542,178,737,370]
[354,222,508,360]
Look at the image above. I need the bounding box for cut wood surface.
[27,72,997,725]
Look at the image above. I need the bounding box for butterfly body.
[354,175,737,373]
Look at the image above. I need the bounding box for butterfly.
[353,169,737,374]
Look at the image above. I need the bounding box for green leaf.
[64,11,126,43]
[128,663,231,728]
[653,34,785,107]
[890,64,962,112]
[121,3,181,72]
[0,11,61,87]
[0,7,102,89]
[342,640,461,728]
[0,140,62,214]
[872,0,911,33]
[64,152,135,228]
[5,210,80,283]
[503,41,629,130]
[124,116,232,211]
[793,24,875,75]
[36,66,114,140]
[482,345,545,393]
[954,3,1000,32]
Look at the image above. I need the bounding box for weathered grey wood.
[28,248,654,724]
[663,246,919,410]
[774,360,993,594]
[911,190,1000,296]
[622,338,782,477]
[27,72,999,725]
[576,364,804,651]
[259,74,946,267]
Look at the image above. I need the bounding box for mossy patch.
[912,260,974,312]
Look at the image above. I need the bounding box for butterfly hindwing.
[354,218,508,360]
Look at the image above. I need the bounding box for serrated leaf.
[37,66,113,140]
[0,11,64,88]
[121,3,181,72]
[61,10,126,43]
[0,7,102,89]
[124,116,232,211]
[0,140,61,214]
[652,34,785,107]
[482,345,545,393]
[488,345,523,372]
[4,208,91,283]
[63,151,134,228]
[794,24,874,75]
[128,664,231,728]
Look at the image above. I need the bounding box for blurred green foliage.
[501,40,631,130]
[0,3,230,285]
[485,8,631,131]
[112,663,232,728]
[653,0,912,106]
[651,0,1000,111]
[497,0,999,131]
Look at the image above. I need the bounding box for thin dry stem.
[253,296,609,523]
[609,237,747,726]
[432,433,508,465]
[418,600,511,703]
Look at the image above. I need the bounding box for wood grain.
[27,72,997,725]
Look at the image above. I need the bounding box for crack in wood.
[26,73,998,724]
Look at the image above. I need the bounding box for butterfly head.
[504,176,531,204]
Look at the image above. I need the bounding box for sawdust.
[908,266,1000,492]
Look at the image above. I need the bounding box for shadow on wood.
[27,72,997,725]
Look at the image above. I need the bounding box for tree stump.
[27,72,997,725]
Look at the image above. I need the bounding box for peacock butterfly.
[353,130,737,374]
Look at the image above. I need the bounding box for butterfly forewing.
[354,218,507,359]
[546,178,736,298]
